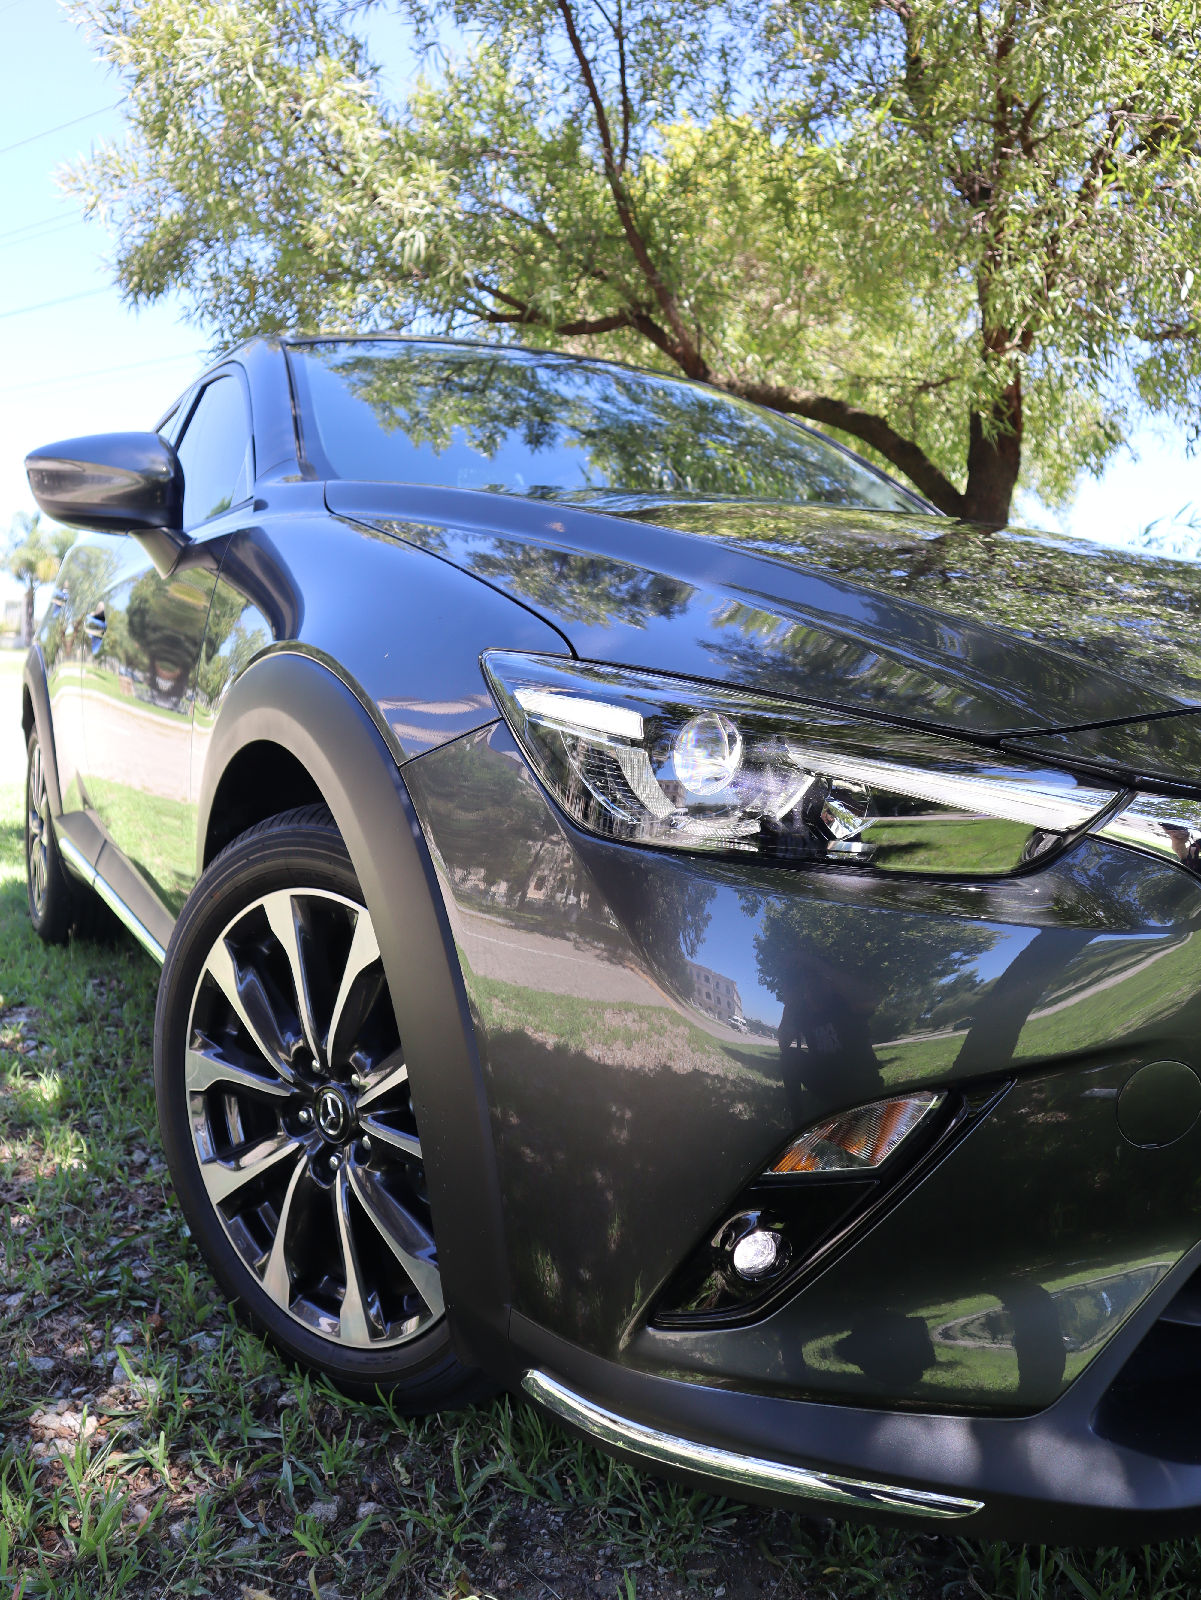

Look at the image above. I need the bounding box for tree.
[3,514,74,646]
[64,0,1201,525]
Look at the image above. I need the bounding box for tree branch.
[555,0,707,377]
[723,378,966,515]
[470,284,657,341]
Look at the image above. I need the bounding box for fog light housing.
[771,1092,943,1174]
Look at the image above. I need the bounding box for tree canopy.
[65,0,1201,525]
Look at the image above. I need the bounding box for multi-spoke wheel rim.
[186,889,442,1348]
[26,741,49,919]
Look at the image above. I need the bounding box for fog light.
[771,1092,942,1174]
[731,1229,781,1279]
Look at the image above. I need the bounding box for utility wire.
[0,350,201,399]
[0,211,76,245]
[0,103,122,159]
[0,286,108,322]
[0,220,80,253]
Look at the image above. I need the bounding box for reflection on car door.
[39,538,121,816]
[79,370,255,920]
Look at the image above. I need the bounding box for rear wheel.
[25,729,73,944]
[155,805,487,1407]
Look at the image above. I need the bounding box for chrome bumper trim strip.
[521,1369,983,1520]
[56,832,167,964]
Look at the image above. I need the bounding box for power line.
[0,211,76,246]
[0,220,80,253]
[0,350,202,399]
[0,286,108,322]
[0,103,122,160]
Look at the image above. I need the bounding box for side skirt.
[55,831,166,964]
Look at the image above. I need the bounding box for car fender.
[21,644,61,814]
[193,647,512,1366]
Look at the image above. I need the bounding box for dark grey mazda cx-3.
[20,336,1201,1541]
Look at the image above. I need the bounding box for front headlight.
[483,652,1120,876]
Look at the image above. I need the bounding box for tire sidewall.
[25,729,69,942]
[154,815,459,1397]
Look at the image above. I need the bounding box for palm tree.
[4,513,74,646]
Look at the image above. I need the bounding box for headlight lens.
[482,652,1119,876]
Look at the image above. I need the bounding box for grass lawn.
[3,777,1201,1597]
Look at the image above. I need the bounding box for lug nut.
[329,1153,341,1170]
[298,1107,313,1126]
[360,1135,372,1153]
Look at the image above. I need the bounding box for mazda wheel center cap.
[316,1085,351,1143]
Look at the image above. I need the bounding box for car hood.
[327,482,1201,788]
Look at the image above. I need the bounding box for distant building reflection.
[686,960,744,1028]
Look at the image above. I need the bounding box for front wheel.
[154,805,487,1407]
[25,728,73,944]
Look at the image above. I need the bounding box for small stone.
[190,1333,219,1352]
[169,1518,190,1545]
[130,1501,151,1525]
[307,1496,340,1524]
[2,1293,24,1311]
[356,1500,382,1519]
[28,1356,55,1373]
[315,1585,341,1600]
[112,1326,135,1345]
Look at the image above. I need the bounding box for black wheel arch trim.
[194,648,512,1361]
[21,645,61,816]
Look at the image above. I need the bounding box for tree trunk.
[23,584,34,648]
[960,373,1022,527]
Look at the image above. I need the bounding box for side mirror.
[25,432,184,534]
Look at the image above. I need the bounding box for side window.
[157,390,192,448]
[175,374,254,528]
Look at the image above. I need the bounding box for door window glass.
[176,375,254,527]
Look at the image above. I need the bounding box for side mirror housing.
[25,432,184,534]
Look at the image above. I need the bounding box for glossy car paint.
[403,723,1201,1409]
[21,334,1201,1541]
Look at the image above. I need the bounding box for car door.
[80,368,255,921]
[39,538,117,815]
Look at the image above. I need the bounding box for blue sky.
[1,0,1198,619]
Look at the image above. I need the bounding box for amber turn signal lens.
[771,1092,942,1174]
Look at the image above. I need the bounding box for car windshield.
[287,340,921,512]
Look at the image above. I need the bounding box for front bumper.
[404,719,1201,1539]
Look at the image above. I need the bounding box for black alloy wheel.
[155,806,486,1405]
[25,728,73,944]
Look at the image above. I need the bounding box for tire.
[154,805,490,1408]
[25,728,73,944]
